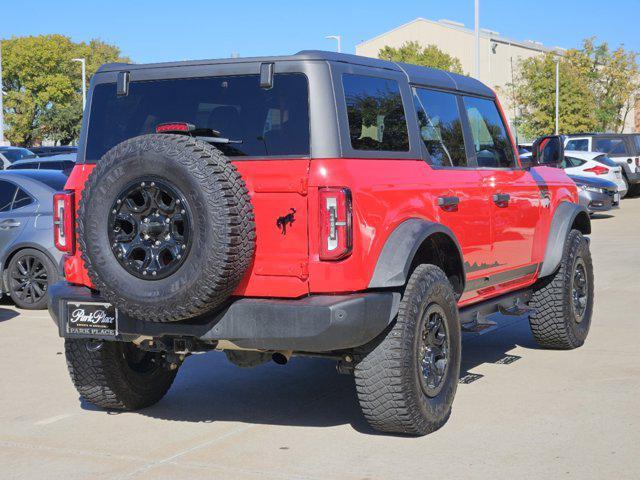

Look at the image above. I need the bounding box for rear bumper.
[48,282,399,352]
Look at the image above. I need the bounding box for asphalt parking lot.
[1,200,639,480]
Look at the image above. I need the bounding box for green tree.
[1,35,129,146]
[510,53,597,139]
[509,39,639,138]
[378,41,464,74]
[566,38,639,132]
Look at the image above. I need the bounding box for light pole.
[325,35,341,53]
[72,58,86,111]
[554,56,560,134]
[474,0,480,79]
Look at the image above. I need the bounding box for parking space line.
[34,413,76,426]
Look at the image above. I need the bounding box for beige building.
[356,17,638,137]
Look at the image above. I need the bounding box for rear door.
[460,95,540,283]
[0,181,34,260]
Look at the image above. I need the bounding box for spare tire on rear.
[78,134,255,322]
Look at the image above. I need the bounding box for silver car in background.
[0,170,68,309]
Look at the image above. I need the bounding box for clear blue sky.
[1,0,638,63]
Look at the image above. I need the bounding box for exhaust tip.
[272,352,289,365]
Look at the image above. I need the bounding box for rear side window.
[342,75,409,152]
[12,189,33,210]
[0,181,16,212]
[565,138,589,151]
[594,137,628,155]
[562,156,586,168]
[633,135,640,154]
[86,74,310,161]
[414,88,467,167]
[463,96,515,168]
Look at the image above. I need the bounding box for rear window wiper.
[155,122,243,144]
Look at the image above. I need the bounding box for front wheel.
[528,229,594,349]
[65,339,178,410]
[354,264,461,435]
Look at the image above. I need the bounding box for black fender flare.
[539,201,591,278]
[368,218,465,293]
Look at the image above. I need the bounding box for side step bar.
[460,289,534,335]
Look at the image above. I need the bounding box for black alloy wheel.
[9,255,48,306]
[108,178,192,280]
[571,258,589,323]
[419,304,450,397]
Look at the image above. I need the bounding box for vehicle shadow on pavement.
[0,301,20,322]
[110,315,540,434]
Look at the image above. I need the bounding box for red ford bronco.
[48,51,594,435]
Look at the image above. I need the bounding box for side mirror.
[531,135,564,168]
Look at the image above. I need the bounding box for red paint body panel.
[62,153,578,306]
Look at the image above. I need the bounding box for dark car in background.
[8,153,76,174]
[0,170,68,309]
[29,146,78,158]
[0,147,38,169]
[569,174,619,214]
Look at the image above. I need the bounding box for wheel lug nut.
[141,182,146,187]
[181,245,186,250]
[144,234,149,240]
[155,240,161,246]
[177,254,181,259]
[143,271,148,276]
[176,199,181,204]
[112,209,117,214]
[116,199,121,204]
[144,218,149,223]
[152,271,157,276]
[151,182,155,187]
[165,218,170,223]
[181,209,185,214]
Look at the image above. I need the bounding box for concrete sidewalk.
[1,200,639,480]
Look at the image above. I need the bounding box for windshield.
[0,148,37,162]
[86,73,310,161]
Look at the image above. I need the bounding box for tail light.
[318,187,352,261]
[635,157,639,167]
[584,165,609,175]
[54,192,75,253]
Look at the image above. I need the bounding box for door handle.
[0,220,21,229]
[437,196,460,208]
[492,193,510,206]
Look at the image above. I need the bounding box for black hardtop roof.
[96,50,494,98]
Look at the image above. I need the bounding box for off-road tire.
[7,248,58,310]
[77,134,255,322]
[354,264,461,435]
[65,338,178,410]
[528,229,593,349]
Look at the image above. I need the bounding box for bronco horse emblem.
[276,208,296,235]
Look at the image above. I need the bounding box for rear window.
[594,137,629,155]
[342,74,409,152]
[86,74,310,161]
[594,155,618,167]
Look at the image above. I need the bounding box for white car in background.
[562,150,628,198]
